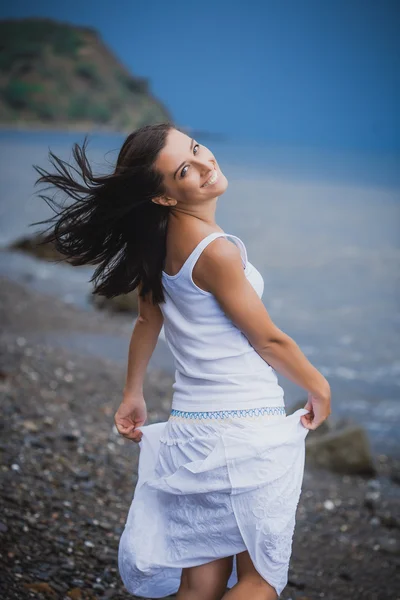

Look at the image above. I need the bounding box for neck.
[168,200,219,230]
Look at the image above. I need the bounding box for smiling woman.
[30,120,330,600]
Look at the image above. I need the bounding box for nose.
[195,157,214,172]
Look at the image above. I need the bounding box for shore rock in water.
[9,234,68,262]
[306,425,376,476]
[9,233,139,314]
[90,290,139,314]
[289,399,376,476]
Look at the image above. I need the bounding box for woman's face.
[152,128,228,207]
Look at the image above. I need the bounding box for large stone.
[305,424,376,476]
[288,398,376,475]
[10,234,67,262]
[89,289,139,313]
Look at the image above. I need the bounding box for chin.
[219,175,228,193]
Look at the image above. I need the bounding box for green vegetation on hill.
[0,18,172,131]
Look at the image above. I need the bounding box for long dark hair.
[31,121,177,305]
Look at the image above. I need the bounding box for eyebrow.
[173,138,195,179]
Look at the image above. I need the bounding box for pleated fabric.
[118,406,310,598]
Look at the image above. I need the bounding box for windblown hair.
[31,121,177,305]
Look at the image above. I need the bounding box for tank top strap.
[186,231,248,275]
[221,233,248,268]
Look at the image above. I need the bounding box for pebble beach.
[1,276,400,600]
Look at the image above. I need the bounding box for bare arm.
[114,285,163,443]
[123,288,164,395]
[193,238,331,406]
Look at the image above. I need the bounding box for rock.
[67,589,83,599]
[367,478,381,490]
[364,490,381,511]
[74,470,90,481]
[377,511,400,529]
[389,465,400,485]
[339,570,352,581]
[103,591,117,599]
[305,425,376,476]
[23,581,57,597]
[62,432,80,442]
[22,419,39,432]
[287,574,306,589]
[0,522,8,533]
[10,234,67,262]
[323,499,335,511]
[376,536,400,555]
[89,289,139,314]
[32,569,52,581]
[50,581,69,593]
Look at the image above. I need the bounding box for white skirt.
[118,405,310,598]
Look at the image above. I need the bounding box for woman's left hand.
[114,396,147,443]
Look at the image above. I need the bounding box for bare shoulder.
[205,236,242,262]
[193,236,246,293]
[193,236,284,351]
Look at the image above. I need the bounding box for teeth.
[203,169,218,187]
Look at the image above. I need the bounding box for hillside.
[0,18,172,131]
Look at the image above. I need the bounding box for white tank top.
[159,232,285,412]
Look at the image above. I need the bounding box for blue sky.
[1,0,399,151]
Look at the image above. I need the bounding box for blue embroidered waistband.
[169,406,286,420]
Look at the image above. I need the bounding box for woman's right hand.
[114,393,147,443]
[300,388,331,430]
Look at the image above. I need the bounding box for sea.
[0,129,399,457]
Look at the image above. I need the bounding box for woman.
[33,122,331,600]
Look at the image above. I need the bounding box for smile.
[202,168,218,188]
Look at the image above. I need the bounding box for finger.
[122,434,142,443]
[116,423,135,434]
[300,414,312,426]
[124,429,143,442]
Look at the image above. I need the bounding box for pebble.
[22,420,39,432]
[364,490,381,510]
[74,470,90,480]
[62,432,80,442]
[377,536,400,555]
[367,478,381,490]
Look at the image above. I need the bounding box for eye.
[180,144,200,178]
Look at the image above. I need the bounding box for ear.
[152,195,177,207]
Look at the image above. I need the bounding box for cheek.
[186,172,202,191]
